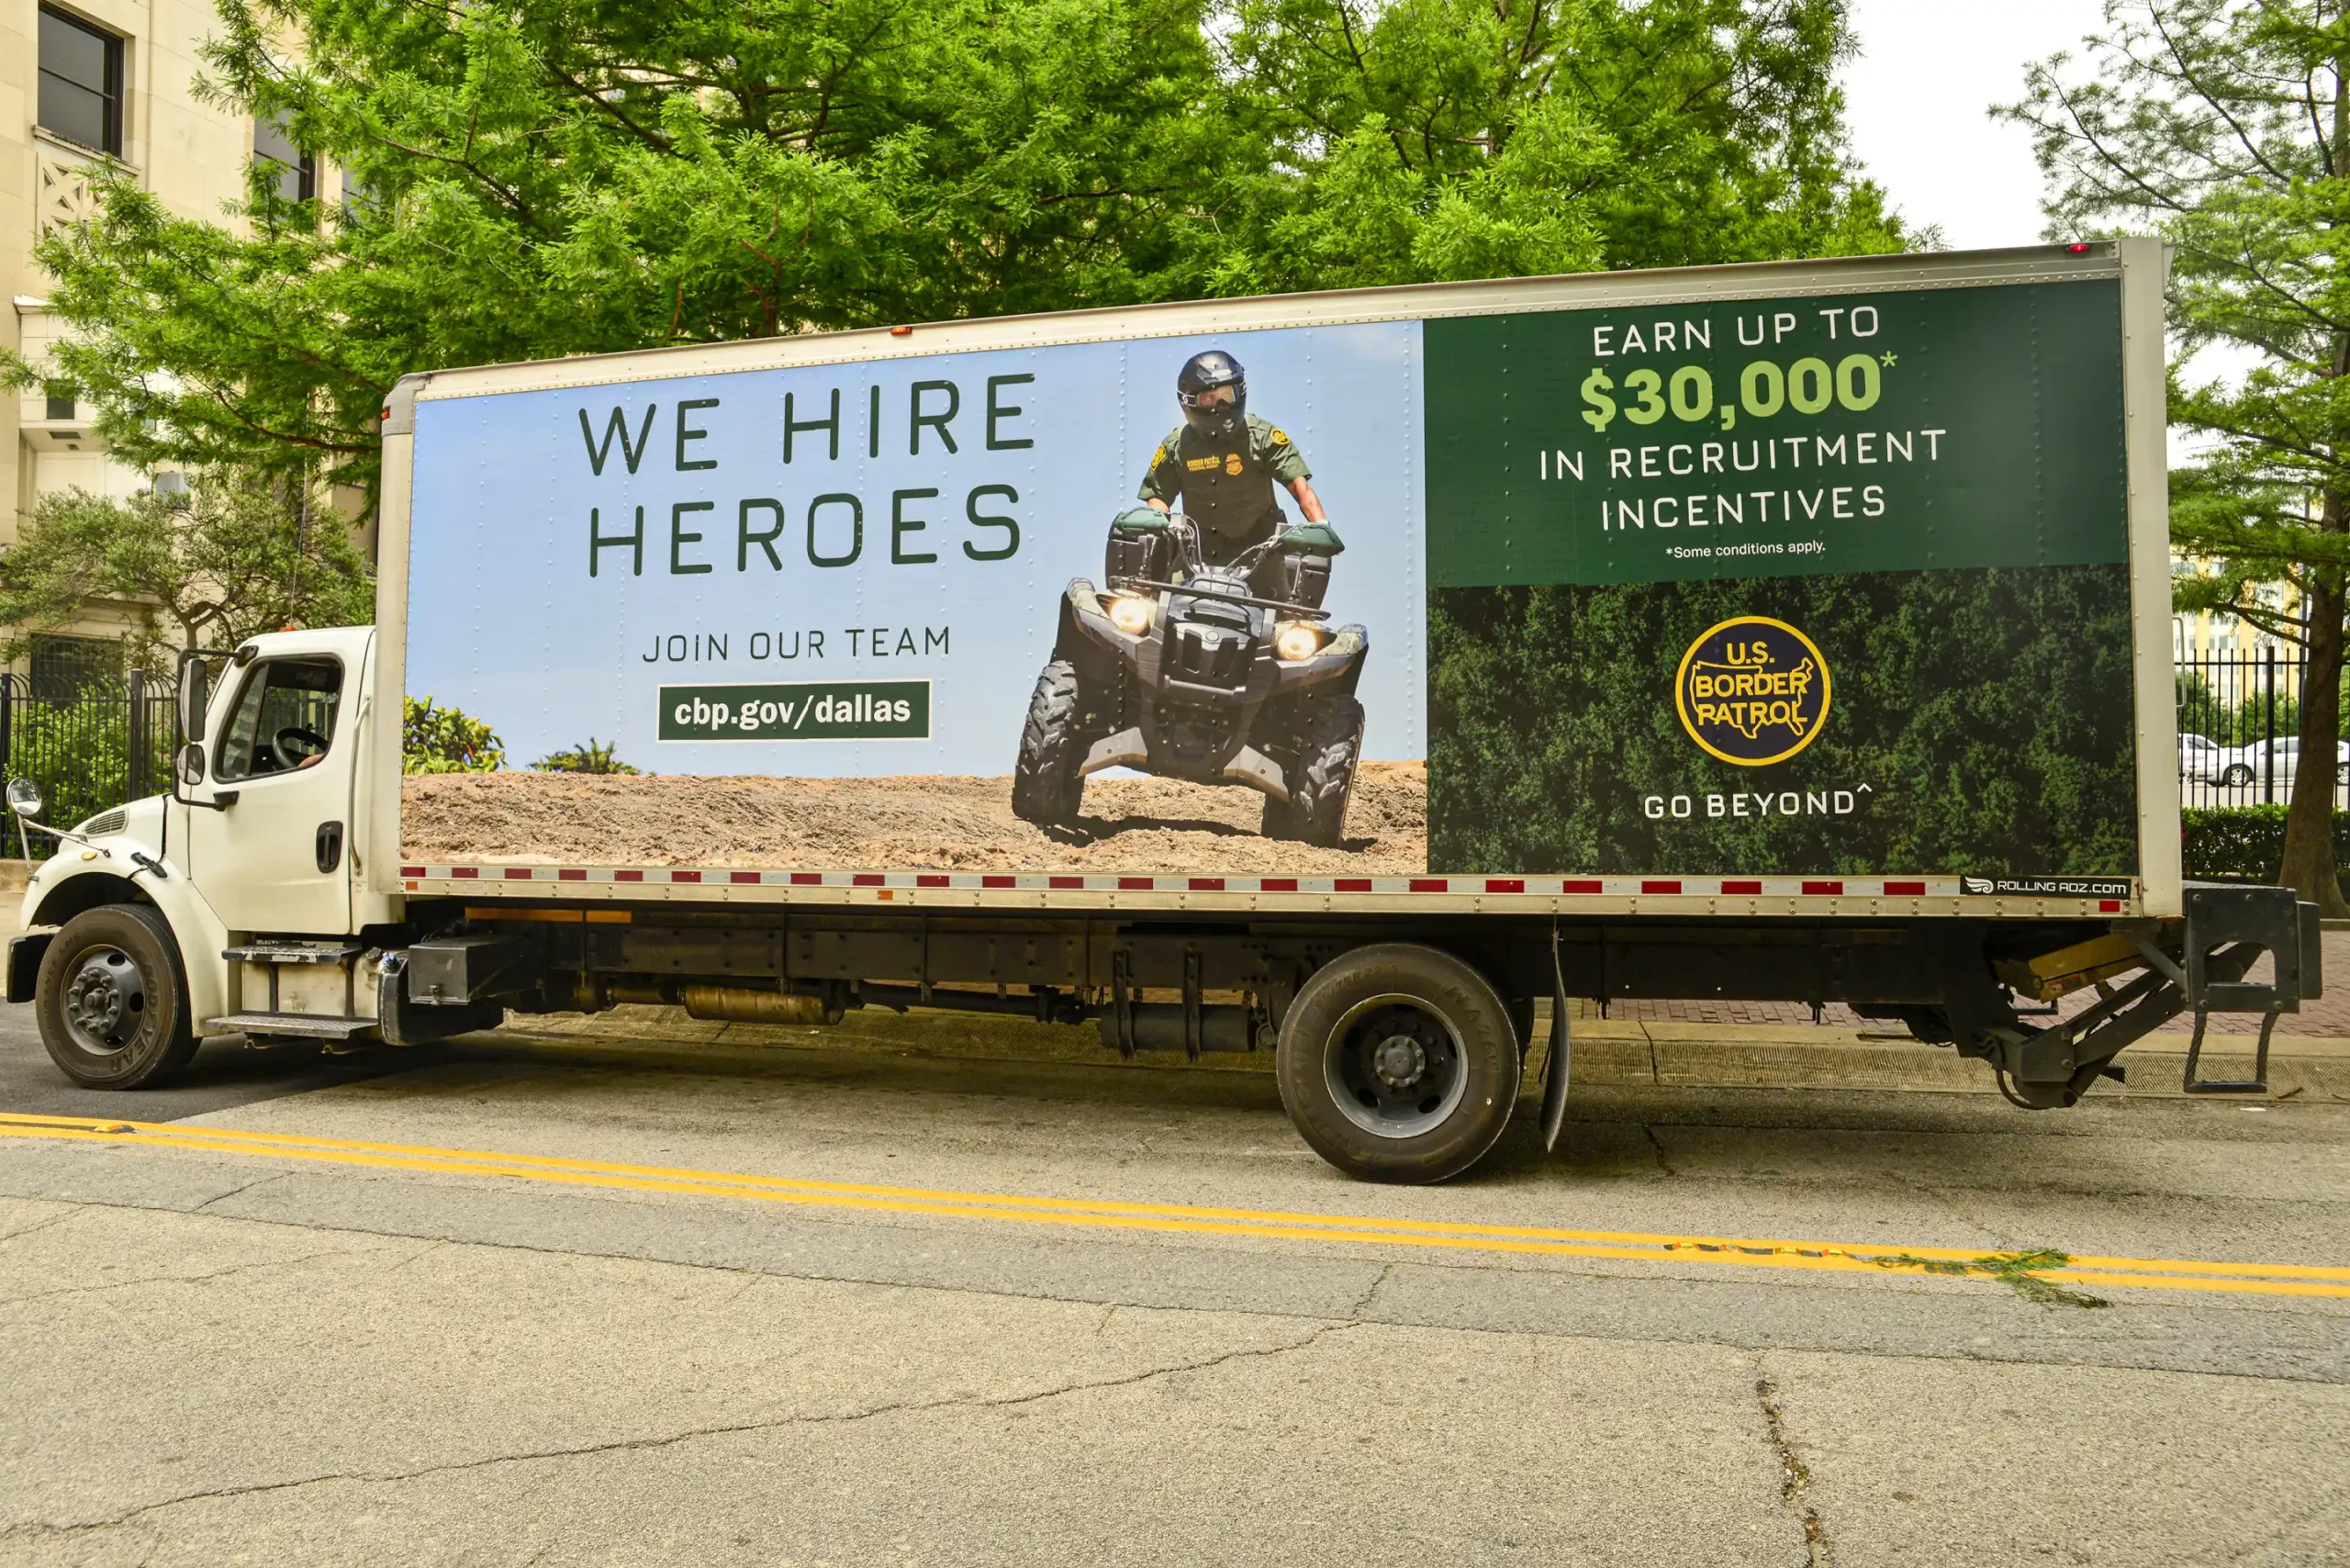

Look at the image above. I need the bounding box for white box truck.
[6,240,2318,1182]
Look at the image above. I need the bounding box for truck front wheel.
[36,905,199,1089]
[1275,943,1520,1182]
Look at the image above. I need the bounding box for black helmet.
[1177,350,1247,437]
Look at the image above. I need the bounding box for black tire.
[1275,943,1521,1183]
[1011,660,1086,828]
[36,904,199,1090]
[1261,695,1363,847]
[2221,764,2253,788]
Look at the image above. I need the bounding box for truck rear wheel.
[36,904,199,1090]
[1262,695,1362,847]
[1275,943,1520,1182]
[1011,660,1087,829]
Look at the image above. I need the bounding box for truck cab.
[8,628,403,1087]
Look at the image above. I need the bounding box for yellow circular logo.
[1673,616,1831,767]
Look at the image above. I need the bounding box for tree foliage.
[403,695,505,773]
[0,471,374,675]
[4,0,1909,514]
[532,737,640,774]
[2000,0,2350,911]
[1430,567,2139,876]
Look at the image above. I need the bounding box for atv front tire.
[1262,695,1363,848]
[1011,660,1087,829]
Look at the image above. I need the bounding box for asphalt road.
[0,1004,2344,1567]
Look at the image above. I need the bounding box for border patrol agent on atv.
[1112,350,1343,606]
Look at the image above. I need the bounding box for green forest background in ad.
[1427,565,2139,876]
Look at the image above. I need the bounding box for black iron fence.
[0,673,180,858]
[2174,646,2350,810]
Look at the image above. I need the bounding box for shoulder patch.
[1150,443,1165,468]
[1271,428,1290,445]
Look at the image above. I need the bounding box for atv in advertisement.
[1011,511,1369,846]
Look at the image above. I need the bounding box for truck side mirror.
[178,742,207,787]
[6,778,44,820]
[176,653,211,743]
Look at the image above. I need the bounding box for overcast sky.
[1841,0,2114,249]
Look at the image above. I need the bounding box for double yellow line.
[4,1111,2345,1301]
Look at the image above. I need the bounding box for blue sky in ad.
[406,319,1427,775]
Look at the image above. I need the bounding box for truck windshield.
[214,656,342,782]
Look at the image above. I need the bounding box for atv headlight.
[1274,622,1326,662]
[1107,594,1156,635]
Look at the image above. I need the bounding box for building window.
[28,634,121,702]
[44,388,75,421]
[37,6,124,157]
[254,114,316,202]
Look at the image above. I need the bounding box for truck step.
[221,942,366,966]
[207,1012,379,1040]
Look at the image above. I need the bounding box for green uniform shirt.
[1136,414,1311,559]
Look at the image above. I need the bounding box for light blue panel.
[406,321,1426,775]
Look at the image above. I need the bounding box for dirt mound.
[402,763,1427,874]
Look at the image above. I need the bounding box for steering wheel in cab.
[272,725,330,770]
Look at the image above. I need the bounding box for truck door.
[184,646,356,935]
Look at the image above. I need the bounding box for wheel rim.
[61,945,148,1057]
[1323,992,1469,1139]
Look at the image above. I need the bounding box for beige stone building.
[4,0,322,696]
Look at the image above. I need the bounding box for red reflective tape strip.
[399,866,425,878]
[1722,879,1762,895]
[916,875,949,888]
[1409,879,1447,893]
[1190,877,1225,891]
[1262,878,1299,892]
[981,875,1015,889]
[1118,876,1154,890]
[790,872,822,886]
[1049,876,1083,889]
[670,870,702,884]
[558,868,588,881]
[2100,899,2122,913]
[615,869,644,882]
[504,867,532,879]
[1641,879,1681,894]
[452,867,479,879]
[1334,879,1371,893]
[852,874,885,887]
[1802,880,1842,896]
[1562,879,1602,894]
[731,871,762,885]
[1484,879,1524,894]
[1886,880,1926,896]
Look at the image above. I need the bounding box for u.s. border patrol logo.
[1673,616,1831,767]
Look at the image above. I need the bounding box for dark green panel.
[1426,566,2138,876]
[657,681,931,741]
[1424,280,2128,588]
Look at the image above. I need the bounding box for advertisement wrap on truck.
[404,272,2134,885]
[4,241,2324,1183]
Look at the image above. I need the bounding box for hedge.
[2180,805,2350,890]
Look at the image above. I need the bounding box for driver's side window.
[214,656,343,784]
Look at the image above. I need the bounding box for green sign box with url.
[657,681,932,741]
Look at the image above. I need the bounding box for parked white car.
[2214,735,2350,789]
[2179,734,2223,781]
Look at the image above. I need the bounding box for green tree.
[2002,1,2350,911]
[403,696,504,773]
[533,738,640,775]
[5,0,1908,516]
[0,470,373,675]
